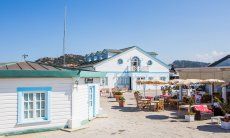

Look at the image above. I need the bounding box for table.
[168,99,179,109]
[140,99,151,109]
[141,98,151,101]
[151,100,159,111]
[211,116,224,124]
[178,105,190,112]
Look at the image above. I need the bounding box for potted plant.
[134,91,140,94]
[185,97,196,122]
[119,96,126,107]
[114,91,123,101]
[220,103,230,129]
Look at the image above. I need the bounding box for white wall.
[0,78,73,134]
[71,78,100,128]
[94,48,169,91]
[95,48,169,72]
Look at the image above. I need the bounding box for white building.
[79,46,170,91]
[0,62,105,135]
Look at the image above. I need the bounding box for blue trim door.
[88,86,96,119]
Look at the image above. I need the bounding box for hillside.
[35,54,85,68]
[172,60,209,68]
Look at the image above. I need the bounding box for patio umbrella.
[151,80,168,97]
[136,80,148,98]
[176,79,202,101]
[169,79,185,85]
[201,79,225,103]
[136,80,168,98]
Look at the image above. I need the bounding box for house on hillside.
[79,46,170,91]
[0,62,105,135]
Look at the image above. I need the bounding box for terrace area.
[6,92,230,138]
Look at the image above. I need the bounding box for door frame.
[88,85,96,119]
[129,77,132,90]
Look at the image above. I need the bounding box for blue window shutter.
[46,91,51,121]
[17,91,23,124]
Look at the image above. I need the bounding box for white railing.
[129,66,149,72]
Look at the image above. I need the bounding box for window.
[85,78,94,84]
[17,87,51,124]
[23,92,45,120]
[148,77,154,80]
[147,60,152,65]
[160,77,166,81]
[118,59,123,64]
[137,77,145,80]
[101,77,108,86]
[117,77,129,85]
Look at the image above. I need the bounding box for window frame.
[160,76,166,81]
[101,77,108,86]
[85,78,94,84]
[118,59,123,64]
[17,87,52,124]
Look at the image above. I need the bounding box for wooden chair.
[158,98,165,111]
[134,93,151,109]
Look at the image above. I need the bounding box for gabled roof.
[78,46,169,69]
[0,61,61,71]
[208,55,230,67]
[0,61,106,78]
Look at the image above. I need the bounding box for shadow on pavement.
[111,106,141,112]
[145,115,169,120]
[197,125,230,133]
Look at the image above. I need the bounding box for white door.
[88,86,95,119]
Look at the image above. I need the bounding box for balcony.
[128,66,149,72]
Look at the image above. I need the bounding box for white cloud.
[194,51,228,63]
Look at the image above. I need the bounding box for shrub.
[119,96,126,102]
[114,91,123,95]
[222,103,230,115]
[134,91,140,94]
[201,94,211,103]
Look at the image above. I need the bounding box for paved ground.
[6,92,230,138]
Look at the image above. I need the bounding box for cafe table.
[151,100,159,111]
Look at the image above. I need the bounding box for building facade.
[0,62,105,135]
[176,55,230,82]
[79,46,170,91]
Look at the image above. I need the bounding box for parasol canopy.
[201,79,225,85]
[177,79,202,86]
[169,79,185,85]
[136,80,168,85]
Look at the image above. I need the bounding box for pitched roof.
[0,61,61,71]
[208,55,230,67]
[78,46,168,69]
[0,61,106,78]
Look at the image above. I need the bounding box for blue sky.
[0,0,230,64]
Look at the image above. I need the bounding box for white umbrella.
[201,79,225,103]
[169,79,185,85]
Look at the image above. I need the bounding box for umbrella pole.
[211,83,214,104]
[156,85,157,97]
[143,84,146,98]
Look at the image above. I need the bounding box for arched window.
[131,57,140,67]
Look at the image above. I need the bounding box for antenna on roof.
[62,1,67,66]
[22,54,28,61]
